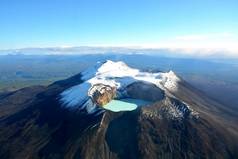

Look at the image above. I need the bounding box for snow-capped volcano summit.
[60,60,183,113]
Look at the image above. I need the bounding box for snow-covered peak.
[60,60,180,111]
[81,60,139,81]
[160,70,181,91]
[96,60,139,78]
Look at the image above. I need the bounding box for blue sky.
[0,0,238,53]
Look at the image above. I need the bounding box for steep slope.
[0,61,237,159]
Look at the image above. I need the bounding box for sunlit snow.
[60,60,180,112]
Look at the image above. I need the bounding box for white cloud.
[138,32,238,57]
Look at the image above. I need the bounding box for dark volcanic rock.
[125,81,164,102]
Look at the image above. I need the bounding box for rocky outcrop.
[89,84,116,106]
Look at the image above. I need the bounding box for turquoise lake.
[103,98,151,112]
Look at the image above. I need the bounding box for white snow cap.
[60,60,180,108]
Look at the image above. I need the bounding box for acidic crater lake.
[103,98,151,112]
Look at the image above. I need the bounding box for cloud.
[1,32,237,58]
[138,32,238,57]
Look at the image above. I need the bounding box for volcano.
[0,60,237,159]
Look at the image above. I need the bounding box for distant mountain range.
[0,46,236,58]
[0,61,237,159]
